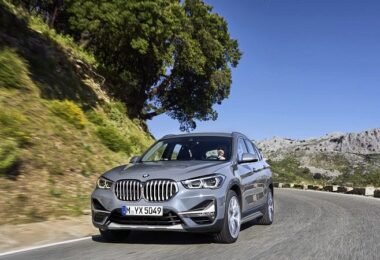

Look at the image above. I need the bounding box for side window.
[244,139,259,159]
[252,143,263,160]
[171,144,182,160]
[237,138,248,161]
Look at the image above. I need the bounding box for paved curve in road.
[2,189,380,260]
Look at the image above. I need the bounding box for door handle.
[252,166,265,172]
[252,167,263,173]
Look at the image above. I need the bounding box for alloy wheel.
[228,196,241,238]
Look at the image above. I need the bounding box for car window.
[171,144,182,160]
[237,138,248,161]
[143,142,168,161]
[252,143,263,160]
[141,136,232,162]
[244,139,259,159]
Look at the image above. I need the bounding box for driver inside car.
[217,148,226,160]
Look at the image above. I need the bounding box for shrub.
[85,110,105,126]
[0,48,32,89]
[50,100,86,129]
[96,125,132,154]
[0,110,31,146]
[0,139,19,176]
[104,102,128,126]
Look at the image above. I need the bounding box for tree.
[68,0,241,131]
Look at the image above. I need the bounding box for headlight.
[182,175,225,189]
[97,177,113,189]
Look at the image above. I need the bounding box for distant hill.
[257,129,380,186]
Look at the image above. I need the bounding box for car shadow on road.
[92,231,213,245]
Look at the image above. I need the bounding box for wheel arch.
[228,180,242,209]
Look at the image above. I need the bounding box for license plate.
[121,206,163,216]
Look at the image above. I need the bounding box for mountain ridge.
[256,128,380,185]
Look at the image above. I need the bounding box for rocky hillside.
[0,2,153,224]
[257,129,380,186]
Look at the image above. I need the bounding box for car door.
[253,143,272,203]
[236,138,260,216]
[245,140,267,206]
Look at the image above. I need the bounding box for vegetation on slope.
[0,2,153,224]
[268,154,380,187]
[268,158,327,185]
[10,0,242,131]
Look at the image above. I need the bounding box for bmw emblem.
[142,174,149,178]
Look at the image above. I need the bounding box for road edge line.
[0,236,92,257]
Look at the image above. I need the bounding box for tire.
[99,229,130,242]
[214,190,241,243]
[257,189,274,225]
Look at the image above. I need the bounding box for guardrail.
[274,182,380,198]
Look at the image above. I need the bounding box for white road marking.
[0,236,92,257]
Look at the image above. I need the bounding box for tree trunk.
[49,6,58,28]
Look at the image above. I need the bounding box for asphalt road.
[2,189,380,260]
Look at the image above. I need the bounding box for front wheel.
[214,190,241,243]
[257,190,274,225]
[99,229,130,242]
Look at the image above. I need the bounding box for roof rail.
[161,134,176,139]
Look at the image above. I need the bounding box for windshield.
[141,136,232,162]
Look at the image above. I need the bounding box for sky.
[148,0,380,141]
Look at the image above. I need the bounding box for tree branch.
[141,108,165,120]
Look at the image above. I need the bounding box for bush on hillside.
[96,125,132,154]
[85,110,106,126]
[104,102,128,126]
[0,110,31,146]
[0,139,19,176]
[0,48,32,90]
[50,100,86,129]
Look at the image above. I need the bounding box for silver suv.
[92,132,274,243]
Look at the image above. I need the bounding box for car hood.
[102,161,232,182]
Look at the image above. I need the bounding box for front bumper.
[91,183,227,233]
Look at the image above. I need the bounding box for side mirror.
[239,153,259,163]
[129,156,141,164]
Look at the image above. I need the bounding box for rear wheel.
[214,190,241,243]
[257,190,274,225]
[99,229,130,242]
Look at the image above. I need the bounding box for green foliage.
[0,139,19,175]
[87,102,152,155]
[269,157,318,184]
[310,153,351,173]
[50,100,86,129]
[65,0,241,130]
[0,48,32,90]
[27,16,96,66]
[0,110,31,146]
[96,125,132,154]
[10,0,241,130]
[85,110,105,126]
[104,102,128,126]
[335,170,380,187]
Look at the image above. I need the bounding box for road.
[2,189,380,260]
